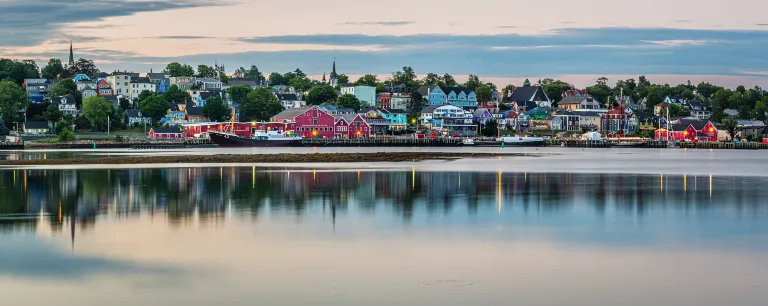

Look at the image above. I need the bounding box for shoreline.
[0,152,540,167]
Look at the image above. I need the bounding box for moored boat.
[500,136,545,146]
[209,130,303,147]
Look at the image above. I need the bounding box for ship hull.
[209,132,303,147]
[501,137,545,147]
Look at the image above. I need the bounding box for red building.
[272,107,337,139]
[96,79,113,96]
[377,93,392,109]
[149,127,183,139]
[333,114,371,138]
[602,105,633,133]
[181,122,295,138]
[655,119,717,141]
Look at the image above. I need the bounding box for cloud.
[497,25,518,29]
[340,21,414,26]
[0,0,226,46]
[757,24,768,26]
[0,236,186,279]
[155,36,216,40]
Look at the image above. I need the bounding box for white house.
[54,94,79,116]
[129,77,156,101]
[420,104,477,135]
[195,78,223,91]
[80,86,97,99]
[126,109,152,126]
[391,93,411,110]
[107,74,131,96]
[276,93,306,109]
[341,85,376,107]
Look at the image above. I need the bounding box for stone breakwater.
[0,152,542,166]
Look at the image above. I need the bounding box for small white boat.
[500,136,545,146]
[462,139,475,146]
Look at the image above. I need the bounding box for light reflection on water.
[1,168,768,306]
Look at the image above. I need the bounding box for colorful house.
[149,127,183,139]
[602,105,636,134]
[333,114,371,138]
[23,121,50,135]
[96,79,113,96]
[380,108,409,131]
[558,94,600,110]
[551,111,581,132]
[418,86,478,107]
[186,107,207,122]
[664,95,685,105]
[655,119,717,141]
[358,109,389,135]
[473,108,493,125]
[525,107,550,120]
[163,105,187,125]
[271,107,337,139]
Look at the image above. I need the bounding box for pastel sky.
[2,0,768,87]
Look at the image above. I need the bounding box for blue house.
[418,86,478,107]
[73,74,91,82]
[473,108,493,124]
[162,104,187,125]
[664,95,685,104]
[380,108,409,130]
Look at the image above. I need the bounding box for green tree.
[481,119,498,137]
[337,94,361,111]
[355,74,378,86]
[667,103,691,117]
[442,73,457,87]
[337,74,350,84]
[227,85,253,104]
[721,118,740,140]
[41,58,68,79]
[196,65,216,78]
[541,78,571,105]
[681,89,695,100]
[67,58,100,77]
[140,94,170,123]
[58,127,76,142]
[241,88,284,121]
[475,84,493,101]
[307,85,338,105]
[245,65,266,83]
[463,74,483,91]
[290,77,314,92]
[233,67,247,78]
[51,79,82,106]
[586,77,612,107]
[164,62,195,77]
[0,59,40,85]
[268,72,286,86]
[0,118,8,136]
[422,73,440,86]
[162,84,191,104]
[137,90,154,104]
[53,119,69,135]
[753,100,767,121]
[119,96,132,110]
[43,103,63,122]
[409,91,425,114]
[201,96,231,122]
[0,80,27,123]
[391,66,419,91]
[82,96,113,131]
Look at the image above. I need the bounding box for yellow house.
[23,121,50,135]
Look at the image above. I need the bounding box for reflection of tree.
[2,169,768,232]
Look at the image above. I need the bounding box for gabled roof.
[336,108,354,114]
[334,114,362,124]
[131,77,152,84]
[442,86,474,96]
[196,78,220,83]
[685,100,705,108]
[186,107,203,116]
[416,85,436,97]
[125,109,143,118]
[24,121,49,129]
[53,94,76,104]
[508,85,549,103]
[169,104,181,112]
[575,111,603,117]
[200,91,218,100]
[272,106,317,120]
[276,93,299,101]
[473,108,491,116]
[151,127,182,134]
[146,73,167,81]
[558,94,596,105]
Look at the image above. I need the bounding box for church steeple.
[329,58,338,87]
[322,73,326,84]
[68,41,74,66]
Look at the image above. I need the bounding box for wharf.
[301,138,462,147]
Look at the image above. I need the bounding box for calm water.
[1,167,768,306]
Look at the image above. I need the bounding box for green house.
[526,107,550,120]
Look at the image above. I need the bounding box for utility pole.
[107,115,110,135]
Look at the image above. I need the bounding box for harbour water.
[1,167,768,305]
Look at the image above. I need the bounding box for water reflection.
[3,168,768,305]
[2,168,767,234]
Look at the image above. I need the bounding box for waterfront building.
[506,79,551,108]
[341,85,376,107]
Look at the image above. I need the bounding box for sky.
[1,0,768,87]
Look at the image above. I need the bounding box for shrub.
[58,128,76,142]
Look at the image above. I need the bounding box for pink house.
[271,106,336,139]
[333,114,371,138]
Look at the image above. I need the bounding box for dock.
[300,138,463,147]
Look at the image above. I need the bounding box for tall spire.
[68,41,74,66]
[330,58,338,78]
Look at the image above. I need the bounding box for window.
[313,119,318,125]
[356,121,361,127]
